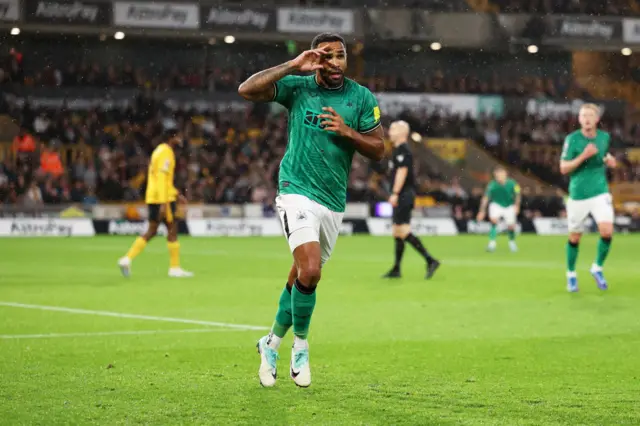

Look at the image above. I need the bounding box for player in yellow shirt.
[118,129,193,278]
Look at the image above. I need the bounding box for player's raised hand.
[582,143,598,159]
[319,107,352,137]
[289,47,328,72]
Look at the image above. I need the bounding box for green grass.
[1,235,639,425]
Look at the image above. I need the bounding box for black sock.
[405,233,435,264]
[393,237,405,270]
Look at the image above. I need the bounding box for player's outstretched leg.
[257,265,296,387]
[487,223,497,252]
[290,243,320,388]
[590,223,613,291]
[508,226,518,253]
[118,222,158,277]
[566,234,580,292]
[404,233,440,279]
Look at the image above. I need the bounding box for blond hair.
[580,103,601,117]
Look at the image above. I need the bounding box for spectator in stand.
[12,127,36,155]
[12,127,37,168]
[24,181,43,207]
[39,143,64,178]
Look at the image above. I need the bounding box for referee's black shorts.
[392,194,415,225]
[148,202,177,224]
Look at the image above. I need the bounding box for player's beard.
[319,69,344,88]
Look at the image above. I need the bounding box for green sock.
[596,237,612,268]
[566,241,579,272]
[272,286,293,338]
[291,281,316,340]
[489,224,497,241]
[508,229,516,241]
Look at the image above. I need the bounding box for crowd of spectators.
[1,45,637,217]
[0,96,582,219]
[492,0,633,15]
[1,54,583,100]
[363,73,588,99]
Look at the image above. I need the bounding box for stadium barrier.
[1,217,637,237]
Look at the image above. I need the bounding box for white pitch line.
[0,328,234,340]
[0,302,269,331]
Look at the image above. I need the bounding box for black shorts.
[392,195,415,225]
[148,202,177,224]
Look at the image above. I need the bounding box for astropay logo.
[114,2,199,29]
[0,0,20,21]
[31,1,101,24]
[204,7,271,31]
[277,8,354,34]
[557,18,616,40]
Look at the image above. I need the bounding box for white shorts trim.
[566,193,614,233]
[488,203,517,226]
[275,194,344,266]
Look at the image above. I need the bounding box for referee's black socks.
[405,233,436,264]
[393,237,406,270]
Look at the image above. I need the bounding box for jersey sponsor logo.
[303,108,324,131]
[302,108,354,132]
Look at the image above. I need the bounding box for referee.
[382,121,440,279]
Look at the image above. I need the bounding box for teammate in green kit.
[238,33,385,388]
[477,167,521,253]
[560,103,616,293]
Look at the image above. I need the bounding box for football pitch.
[1,235,639,425]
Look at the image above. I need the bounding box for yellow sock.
[126,237,147,260]
[167,241,180,268]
